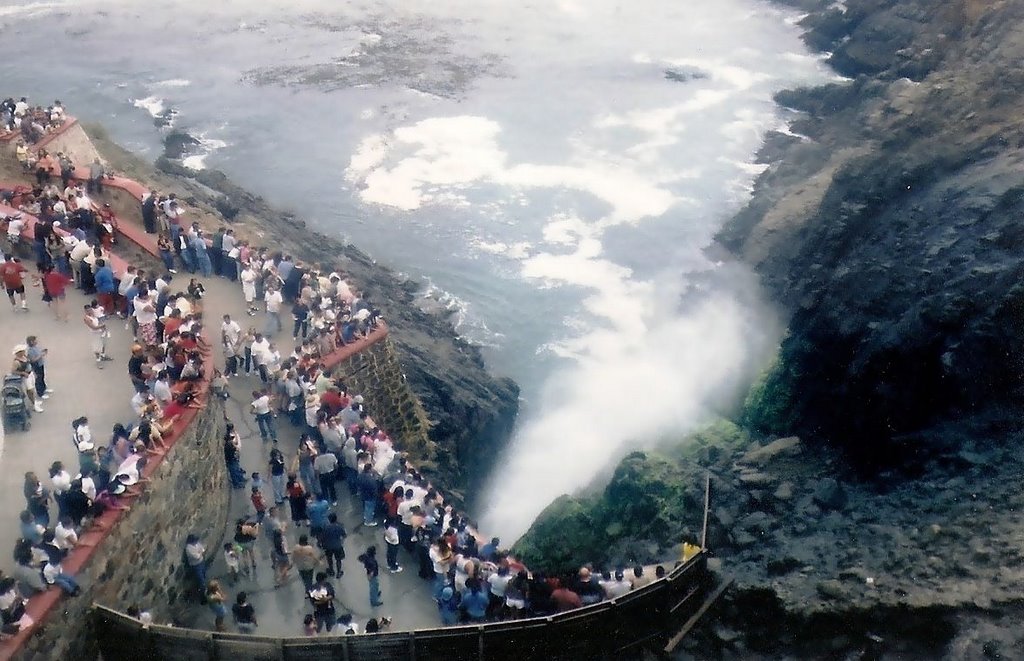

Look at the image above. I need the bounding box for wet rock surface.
[724,0,1024,461]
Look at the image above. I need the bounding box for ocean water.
[0,0,835,541]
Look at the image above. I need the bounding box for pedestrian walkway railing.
[92,550,719,661]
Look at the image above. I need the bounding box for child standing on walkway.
[250,485,267,524]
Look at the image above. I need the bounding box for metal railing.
[92,551,718,661]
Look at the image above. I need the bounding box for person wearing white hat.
[11,344,43,413]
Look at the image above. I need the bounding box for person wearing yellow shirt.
[680,536,702,563]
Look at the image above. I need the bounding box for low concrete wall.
[12,400,229,661]
[35,119,102,165]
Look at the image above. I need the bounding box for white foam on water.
[182,132,229,171]
[0,1,64,18]
[347,116,677,226]
[152,78,191,88]
[473,240,532,260]
[132,95,166,118]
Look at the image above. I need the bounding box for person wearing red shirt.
[551,579,583,612]
[0,255,29,311]
[41,265,71,321]
[320,387,344,416]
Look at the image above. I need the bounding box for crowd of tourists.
[0,112,688,643]
[0,231,228,637]
[1,97,67,144]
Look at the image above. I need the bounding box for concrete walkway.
[0,284,137,575]
[178,274,441,636]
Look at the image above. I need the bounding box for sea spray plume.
[480,262,780,543]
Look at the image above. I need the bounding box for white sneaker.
[45,389,54,394]
[33,402,44,413]
[41,394,50,400]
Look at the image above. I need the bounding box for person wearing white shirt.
[153,373,173,408]
[250,333,271,382]
[54,517,78,551]
[240,266,258,315]
[250,390,276,442]
[263,286,283,337]
[131,388,152,417]
[6,216,25,245]
[221,314,242,376]
[50,462,72,499]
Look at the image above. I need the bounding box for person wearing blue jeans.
[251,390,276,442]
[43,560,80,595]
[358,546,383,608]
[357,464,379,527]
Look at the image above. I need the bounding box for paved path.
[0,269,442,634]
[0,284,137,576]
[169,274,442,635]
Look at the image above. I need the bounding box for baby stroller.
[2,374,30,431]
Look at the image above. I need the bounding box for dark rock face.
[161,129,200,160]
[720,0,1024,465]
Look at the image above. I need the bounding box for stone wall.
[327,336,436,473]
[37,120,102,165]
[13,400,229,661]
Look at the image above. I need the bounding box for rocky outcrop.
[84,124,519,501]
[719,0,1024,466]
[516,419,1024,658]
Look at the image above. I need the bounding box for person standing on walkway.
[271,527,291,588]
[0,255,29,312]
[263,282,283,337]
[240,263,258,316]
[41,264,71,321]
[132,286,159,347]
[11,344,44,413]
[250,389,276,443]
[141,190,158,234]
[384,518,403,574]
[298,435,319,497]
[321,513,347,578]
[206,580,227,632]
[313,448,339,506]
[308,572,337,633]
[184,534,207,594]
[286,474,308,528]
[357,546,384,608]
[231,592,257,633]
[82,303,112,368]
[223,423,247,489]
[268,447,286,505]
[221,314,241,377]
[292,534,321,594]
[357,463,380,528]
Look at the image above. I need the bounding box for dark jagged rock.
[161,129,200,160]
[721,0,1024,468]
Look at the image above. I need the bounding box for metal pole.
[700,471,711,549]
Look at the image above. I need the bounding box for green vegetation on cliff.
[513,421,749,574]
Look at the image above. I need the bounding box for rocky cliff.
[721,0,1024,464]
[517,1,1024,657]
[83,125,519,502]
